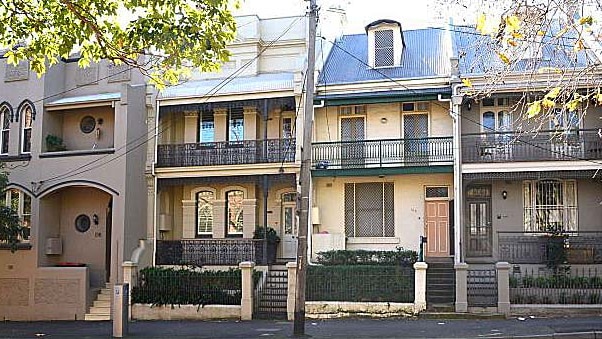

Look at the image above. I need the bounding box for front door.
[340,117,365,168]
[425,200,449,257]
[404,114,428,163]
[280,192,297,259]
[465,195,492,257]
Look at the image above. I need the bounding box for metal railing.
[156,138,296,167]
[312,136,453,169]
[510,267,602,304]
[467,267,498,307]
[462,129,602,163]
[498,231,602,265]
[306,265,414,302]
[155,239,272,266]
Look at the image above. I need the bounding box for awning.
[45,92,120,108]
[314,87,451,106]
[463,170,599,181]
[159,72,295,101]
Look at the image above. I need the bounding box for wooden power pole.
[294,0,317,336]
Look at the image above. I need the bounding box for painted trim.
[462,161,602,173]
[0,101,13,123]
[5,183,35,197]
[311,165,453,177]
[16,99,36,122]
[0,154,32,162]
[37,180,119,198]
[39,148,116,158]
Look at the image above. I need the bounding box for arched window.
[226,190,244,236]
[196,191,214,237]
[20,104,33,153]
[0,105,10,155]
[281,192,297,236]
[4,189,32,241]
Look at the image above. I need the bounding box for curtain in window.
[523,179,577,232]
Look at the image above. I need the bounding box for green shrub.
[306,265,414,302]
[316,248,418,267]
[131,267,262,306]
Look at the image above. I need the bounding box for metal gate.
[467,267,498,307]
[254,268,288,319]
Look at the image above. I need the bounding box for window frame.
[4,189,32,242]
[523,179,578,233]
[344,182,395,238]
[0,104,10,155]
[20,104,33,154]
[225,190,244,237]
[195,190,214,238]
[373,29,395,68]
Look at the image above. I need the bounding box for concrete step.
[89,306,111,315]
[93,300,111,308]
[96,293,111,301]
[84,313,111,321]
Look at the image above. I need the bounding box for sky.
[233,0,465,36]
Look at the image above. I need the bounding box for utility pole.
[294,0,317,336]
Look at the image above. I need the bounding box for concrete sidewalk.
[1,316,602,338]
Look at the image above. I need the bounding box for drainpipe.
[151,99,160,266]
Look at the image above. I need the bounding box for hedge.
[315,248,418,267]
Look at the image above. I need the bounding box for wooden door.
[280,193,298,259]
[425,200,449,257]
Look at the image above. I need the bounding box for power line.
[38,15,307,184]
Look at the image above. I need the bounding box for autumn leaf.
[579,16,593,25]
[537,30,546,36]
[507,39,518,47]
[565,99,580,111]
[505,15,521,32]
[476,13,487,34]
[545,87,561,100]
[462,78,473,88]
[596,93,602,105]
[496,52,511,64]
[527,101,542,118]
[574,39,586,52]
[541,99,555,109]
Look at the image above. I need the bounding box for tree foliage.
[438,0,602,129]
[0,165,24,252]
[0,0,237,88]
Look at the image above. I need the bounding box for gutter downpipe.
[439,83,464,265]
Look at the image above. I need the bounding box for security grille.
[374,29,394,67]
[524,179,577,232]
[344,182,394,237]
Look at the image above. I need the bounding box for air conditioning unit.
[45,237,63,255]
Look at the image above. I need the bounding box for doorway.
[465,185,492,257]
[280,192,297,259]
[105,198,113,283]
[425,200,450,257]
[404,114,428,163]
[340,116,365,168]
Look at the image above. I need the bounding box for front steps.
[254,265,288,319]
[426,257,455,309]
[85,284,112,321]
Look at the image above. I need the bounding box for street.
[1,316,602,338]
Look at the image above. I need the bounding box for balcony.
[498,231,602,265]
[462,129,602,163]
[156,138,295,168]
[312,137,453,169]
[155,239,274,266]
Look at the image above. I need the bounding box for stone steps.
[85,284,113,321]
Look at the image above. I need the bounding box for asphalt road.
[1,316,602,338]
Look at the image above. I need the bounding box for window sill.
[0,154,32,162]
[39,148,115,158]
[346,237,399,244]
[0,243,33,250]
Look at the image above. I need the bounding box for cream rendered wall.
[59,106,115,150]
[313,173,453,251]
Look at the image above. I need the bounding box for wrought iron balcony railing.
[462,129,602,163]
[497,231,602,264]
[312,136,453,169]
[155,239,275,266]
[156,138,296,167]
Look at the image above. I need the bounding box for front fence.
[306,265,414,302]
[467,268,498,307]
[155,239,270,266]
[510,268,602,304]
[132,267,244,306]
[498,232,602,265]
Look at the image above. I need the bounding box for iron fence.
[131,267,243,306]
[306,265,414,302]
[312,136,453,169]
[462,129,602,163]
[155,239,272,266]
[498,231,602,265]
[467,267,498,307]
[156,138,296,167]
[510,267,602,304]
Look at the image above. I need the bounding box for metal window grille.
[524,179,577,232]
[344,182,394,237]
[374,29,394,67]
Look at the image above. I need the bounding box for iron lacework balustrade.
[312,136,453,169]
[498,231,602,265]
[156,239,271,266]
[462,129,602,163]
[156,138,296,167]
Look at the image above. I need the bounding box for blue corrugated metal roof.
[452,24,599,76]
[318,28,451,86]
[160,72,294,100]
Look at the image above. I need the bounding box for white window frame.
[20,104,33,154]
[523,179,578,233]
[0,105,10,155]
[196,190,214,237]
[4,189,31,242]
